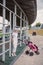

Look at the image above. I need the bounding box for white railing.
[0,0,28,61]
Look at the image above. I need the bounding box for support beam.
[9,11,12,57]
[2,0,6,61]
[23,15,25,27]
[23,15,25,41]
[13,13,15,30]
[20,12,22,46]
[13,5,17,30]
[25,18,29,40]
[14,5,17,27]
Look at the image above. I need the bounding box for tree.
[36,22,41,27]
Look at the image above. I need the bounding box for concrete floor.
[13,35,43,65]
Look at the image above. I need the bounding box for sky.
[31,0,43,26]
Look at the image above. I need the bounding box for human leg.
[12,41,17,56]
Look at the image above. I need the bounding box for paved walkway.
[12,35,43,65]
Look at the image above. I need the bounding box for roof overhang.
[15,0,37,24]
[0,0,37,25]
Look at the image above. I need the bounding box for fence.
[0,0,28,61]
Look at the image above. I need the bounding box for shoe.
[14,53,17,56]
[11,53,14,56]
[11,53,17,56]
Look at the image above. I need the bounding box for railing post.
[14,5,17,27]
[13,5,17,30]
[9,11,12,57]
[20,12,22,46]
[23,15,25,40]
[13,13,15,30]
[25,18,29,39]
[2,0,6,61]
[23,16,25,27]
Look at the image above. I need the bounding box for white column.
[23,16,25,27]
[23,15,25,40]
[14,5,17,27]
[20,12,22,46]
[13,13,15,30]
[26,18,29,39]
[13,5,17,30]
[9,12,12,57]
[2,0,6,61]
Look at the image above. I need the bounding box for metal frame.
[2,0,6,61]
[0,0,29,61]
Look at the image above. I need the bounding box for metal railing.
[0,0,28,61]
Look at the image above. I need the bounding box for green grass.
[0,33,3,37]
[0,33,10,37]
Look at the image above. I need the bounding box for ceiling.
[15,0,37,24]
[0,0,37,25]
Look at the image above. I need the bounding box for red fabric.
[28,42,38,52]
